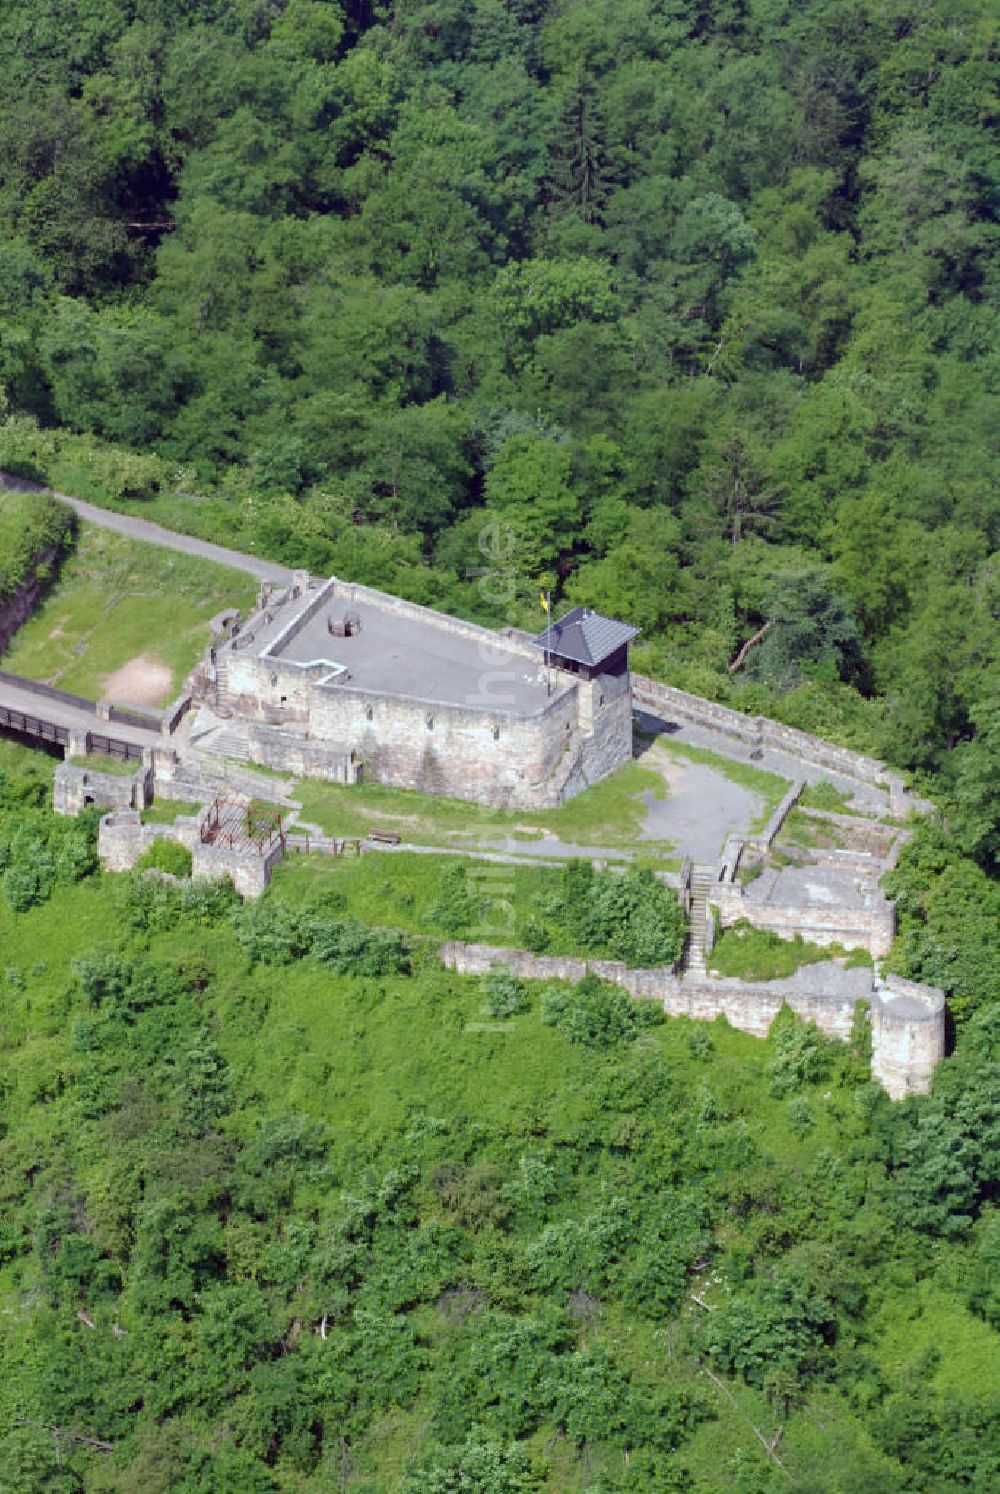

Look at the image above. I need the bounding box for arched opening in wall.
[493,725,500,740]
[365,706,373,721]
[426,715,434,730]
[83,794,95,807]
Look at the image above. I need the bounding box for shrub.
[560,861,687,967]
[399,1432,544,1493]
[800,779,850,812]
[482,964,528,1018]
[710,920,842,982]
[233,901,408,974]
[541,974,662,1049]
[517,917,550,952]
[429,863,477,934]
[0,485,74,602]
[137,840,193,877]
[768,1009,833,1097]
[310,916,408,975]
[700,1272,836,1401]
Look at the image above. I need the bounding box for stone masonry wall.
[562,686,633,801]
[0,544,63,653]
[192,838,283,898]
[711,878,896,957]
[870,977,946,1100]
[312,680,579,805]
[632,676,924,814]
[100,804,282,898]
[98,808,200,870]
[439,940,941,1096]
[54,760,151,815]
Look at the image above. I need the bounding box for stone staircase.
[684,864,714,977]
[213,654,236,715]
[199,727,253,762]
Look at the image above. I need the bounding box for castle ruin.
[195,576,638,808]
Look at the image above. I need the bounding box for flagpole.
[545,590,551,696]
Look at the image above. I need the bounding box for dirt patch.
[649,750,686,792]
[102,654,173,706]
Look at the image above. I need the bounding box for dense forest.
[0,1,996,797]
[0,3,998,1490]
[0,737,997,1492]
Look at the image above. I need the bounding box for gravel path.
[0,471,293,584]
[639,757,765,861]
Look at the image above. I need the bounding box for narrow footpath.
[0,470,293,584]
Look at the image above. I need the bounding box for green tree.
[483,433,579,580]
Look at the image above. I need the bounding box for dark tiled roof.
[532,607,640,667]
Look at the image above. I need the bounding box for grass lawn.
[294,758,676,856]
[776,806,850,852]
[799,779,855,813]
[141,796,199,824]
[0,523,257,705]
[708,919,871,981]
[653,737,790,830]
[271,848,675,959]
[68,752,140,777]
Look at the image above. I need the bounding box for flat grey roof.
[745,864,872,911]
[256,591,566,714]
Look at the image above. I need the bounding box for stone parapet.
[710,877,895,957]
[632,675,931,814]
[742,779,804,852]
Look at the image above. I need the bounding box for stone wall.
[191,837,283,898]
[98,809,148,870]
[438,939,943,1097]
[0,544,62,653]
[632,675,927,815]
[742,779,804,852]
[161,692,193,736]
[562,686,633,800]
[99,801,283,898]
[632,678,761,746]
[312,679,580,805]
[98,807,200,870]
[870,976,946,1100]
[710,877,896,957]
[151,747,293,808]
[54,759,151,815]
[239,723,362,783]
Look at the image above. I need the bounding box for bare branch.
[729,620,773,673]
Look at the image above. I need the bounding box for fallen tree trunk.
[729,620,773,673]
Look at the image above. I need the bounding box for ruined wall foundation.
[439,940,943,1098]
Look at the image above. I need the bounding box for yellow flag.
[539,591,549,612]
